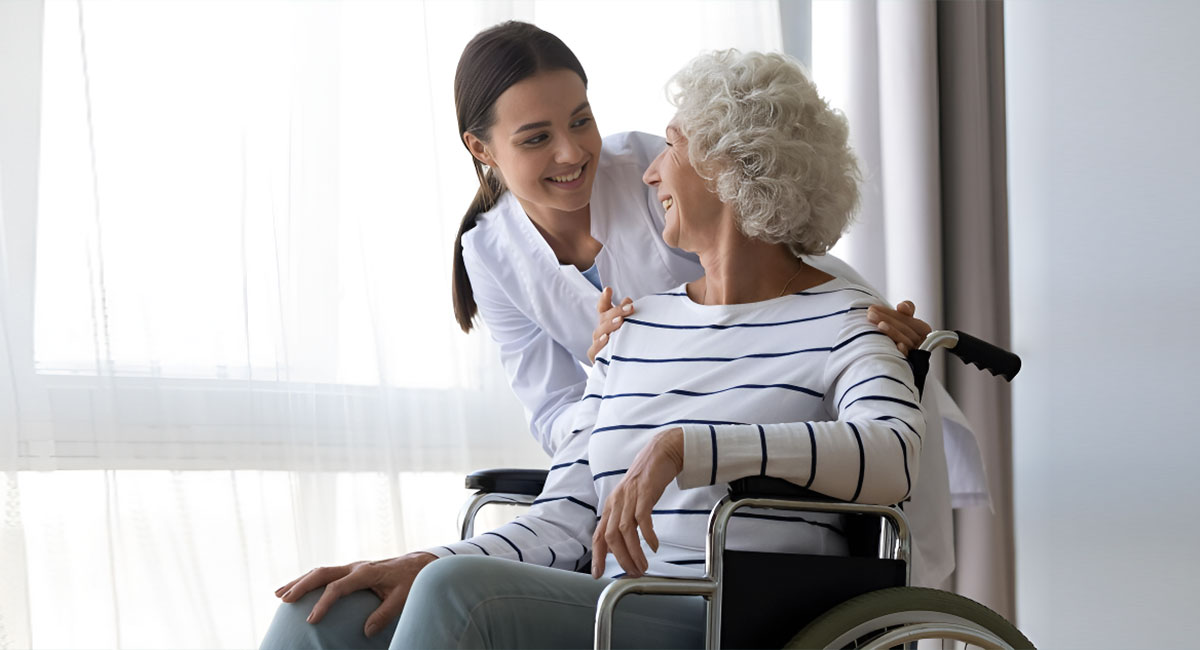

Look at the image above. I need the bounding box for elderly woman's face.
[642,123,726,252]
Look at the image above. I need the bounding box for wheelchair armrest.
[729,476,835,502]
[728,476,908,560]
[465,468,548,496]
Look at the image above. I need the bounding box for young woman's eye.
[571,117,593,128]
[522,134,549,146]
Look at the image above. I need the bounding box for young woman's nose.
[554,132,586,164]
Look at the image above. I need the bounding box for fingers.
[274,576,302,598]
[596,299,634,335]
[598,484,648,578]
[592,508,610,578]
[601,496,635,577]
[307,567,374,625]
[587,336,607,364]
[635,492,658,553]
[588,294,634,363]
[596,286,613,314]
[364,584,411,638]
[897,300,916,317]
[279,565,351,604]
[868,306,922,353]
[617,495,648,576]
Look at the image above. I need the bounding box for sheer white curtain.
[0,1,781,647]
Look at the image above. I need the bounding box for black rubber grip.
[950,330,1022,381]
[465,468,548,496]
[730,476,832,501]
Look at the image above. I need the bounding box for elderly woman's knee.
[261,586,388,650]
[408,554,497,602]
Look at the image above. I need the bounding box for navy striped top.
[430,277,924,578]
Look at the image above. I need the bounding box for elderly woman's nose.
[643,151,663,186]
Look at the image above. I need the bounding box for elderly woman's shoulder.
[790,276,884,307]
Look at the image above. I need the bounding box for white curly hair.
[668,49,861,256]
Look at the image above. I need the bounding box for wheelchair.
[458,330,1032,649]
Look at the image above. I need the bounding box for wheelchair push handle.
[919,330,1022,382]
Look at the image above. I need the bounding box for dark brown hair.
[452,21,588,332]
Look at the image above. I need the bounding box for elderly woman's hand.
[588,286,634,364]
[868,300,933,356]
[274,551,437,638]
[592,427,684,578]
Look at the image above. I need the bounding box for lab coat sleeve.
[462,233,587,456]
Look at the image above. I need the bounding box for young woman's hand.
[588,286,634,364]
[274,551,438,638]
[867,300,933,356]
[592,427,684,579]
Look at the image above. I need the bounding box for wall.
[1006,0,1200,646]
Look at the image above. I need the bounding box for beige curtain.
[937,0,1015,620]
[810,0,1014,618]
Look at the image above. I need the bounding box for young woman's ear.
[463,132,495,167]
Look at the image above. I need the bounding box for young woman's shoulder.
[461,192,523,269]
[600,131,666,169]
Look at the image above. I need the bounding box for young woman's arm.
[462,233,588,455]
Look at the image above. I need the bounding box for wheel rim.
[861,622,1012,650]
[816,609,1013,649]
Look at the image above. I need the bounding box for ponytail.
[452,163,504,333]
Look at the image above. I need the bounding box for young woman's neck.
[518,198,602,271]
[692,221,831,305]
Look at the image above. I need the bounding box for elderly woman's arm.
[675,314,924,506]
[425,426,599,569]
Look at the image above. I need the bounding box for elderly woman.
[262,49,922,649]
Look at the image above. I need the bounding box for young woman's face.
[465,69,602,220]
[642,122,726,252]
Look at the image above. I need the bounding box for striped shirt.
[429,277,924,578]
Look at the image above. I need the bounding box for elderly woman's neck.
[694,237,831,306]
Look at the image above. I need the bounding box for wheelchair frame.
[592,493,911,650]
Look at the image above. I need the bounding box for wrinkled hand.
[588,286,634,364]
[867,300,933,356]
[274,551,437,638]
[592,428,684,579]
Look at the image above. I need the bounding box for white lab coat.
[460,131,974,587]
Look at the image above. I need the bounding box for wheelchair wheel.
[785,587,1034,649]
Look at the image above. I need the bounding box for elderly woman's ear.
[867,301,932,356]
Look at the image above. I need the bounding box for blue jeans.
[260,555,705,649]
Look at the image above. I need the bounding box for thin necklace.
[701,264,806,305]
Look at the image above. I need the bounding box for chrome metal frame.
[920,329,959,353]
[458,491,537,540]
[593,494,911,650]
